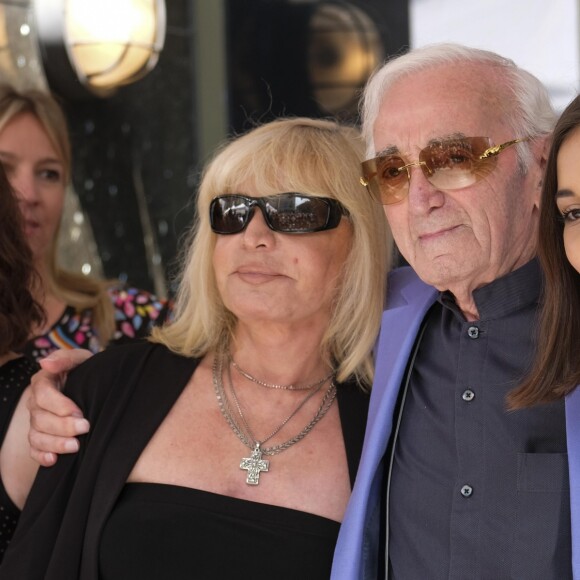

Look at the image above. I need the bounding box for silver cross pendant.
[240,442,270,485]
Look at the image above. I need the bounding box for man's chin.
[411,256,474,291]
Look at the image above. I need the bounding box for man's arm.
[27,350,92,466]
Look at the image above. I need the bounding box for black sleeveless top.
[99,383,368,579]
[100,483,340,579]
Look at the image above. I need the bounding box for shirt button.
[467,326,479,339]
[462,389,475,402]
[460,484,473,498]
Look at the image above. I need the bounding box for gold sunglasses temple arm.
[479,137,528,159]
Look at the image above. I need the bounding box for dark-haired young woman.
[0,162,44,561]
[509,94,580,577]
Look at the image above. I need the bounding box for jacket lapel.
[331,268,437,579]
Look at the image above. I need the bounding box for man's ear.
[532,133,551,209]
[538,133,551,170]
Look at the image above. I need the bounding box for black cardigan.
[0,341,369,579]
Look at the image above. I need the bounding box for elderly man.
[22,43,575,580]
[331,44,573,579]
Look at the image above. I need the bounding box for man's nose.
[406,164,445,214]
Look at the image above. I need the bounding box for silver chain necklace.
[230,355,334,391]
[226,362,324,446]
[212,352,337,485]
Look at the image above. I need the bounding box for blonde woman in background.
[0,85,169,362]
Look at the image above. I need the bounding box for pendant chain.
[230,355,334,391]
[226,362,323,447]
[212,352,337,457]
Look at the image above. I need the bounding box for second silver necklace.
[212,352,337,485]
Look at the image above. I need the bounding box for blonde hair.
[153,117,391,387]
[0,85,115,344]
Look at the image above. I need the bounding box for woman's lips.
[235,268,283,284]
[23,219,41,235]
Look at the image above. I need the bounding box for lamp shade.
[308,3,384,114]
[34,0,166,97]
[227,0,384,128]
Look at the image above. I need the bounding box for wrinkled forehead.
[372,63,513,156]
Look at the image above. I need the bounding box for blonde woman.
[1,117,390,579]
[0,85,168,361]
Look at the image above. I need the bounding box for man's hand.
[27,349,92,467]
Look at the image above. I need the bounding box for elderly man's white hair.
[360,42,557,172]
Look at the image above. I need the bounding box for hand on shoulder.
[27,349,92,466]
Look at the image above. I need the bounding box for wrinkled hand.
[27,349,92,467]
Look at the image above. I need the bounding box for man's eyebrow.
[426,132,468,146]
[375,145,399,157]
[374,133,470,157]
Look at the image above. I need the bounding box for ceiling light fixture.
[34,0,166,98]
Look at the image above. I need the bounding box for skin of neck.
[229,320,333,386]
[31,255,66,334]
[446,287,480,322]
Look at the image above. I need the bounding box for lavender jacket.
[330,267,580,580]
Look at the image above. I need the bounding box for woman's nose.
[11,171,39,205]
[242,207,275,246]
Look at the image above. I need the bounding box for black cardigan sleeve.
[0,342,197,580]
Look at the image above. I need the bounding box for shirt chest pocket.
[512,452,572,579]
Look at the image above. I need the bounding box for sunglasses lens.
[264,195,332,232]
[210,196,249,234]
[210,194,342,234]
[363,137,502,205]
[362,157,409,205]
[420,137,496,190]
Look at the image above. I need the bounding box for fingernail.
[42,353,58,361]
[43,452,56,465]
[74,419,90,434]
[64,439,79,453]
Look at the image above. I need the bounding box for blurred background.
[2,0,578,297]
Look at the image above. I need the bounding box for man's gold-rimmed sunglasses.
[360,136,528,205]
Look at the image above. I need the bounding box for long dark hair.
[0,162,44,354]
[509,94,580,408]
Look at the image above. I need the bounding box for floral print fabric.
[23,287,168,362]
